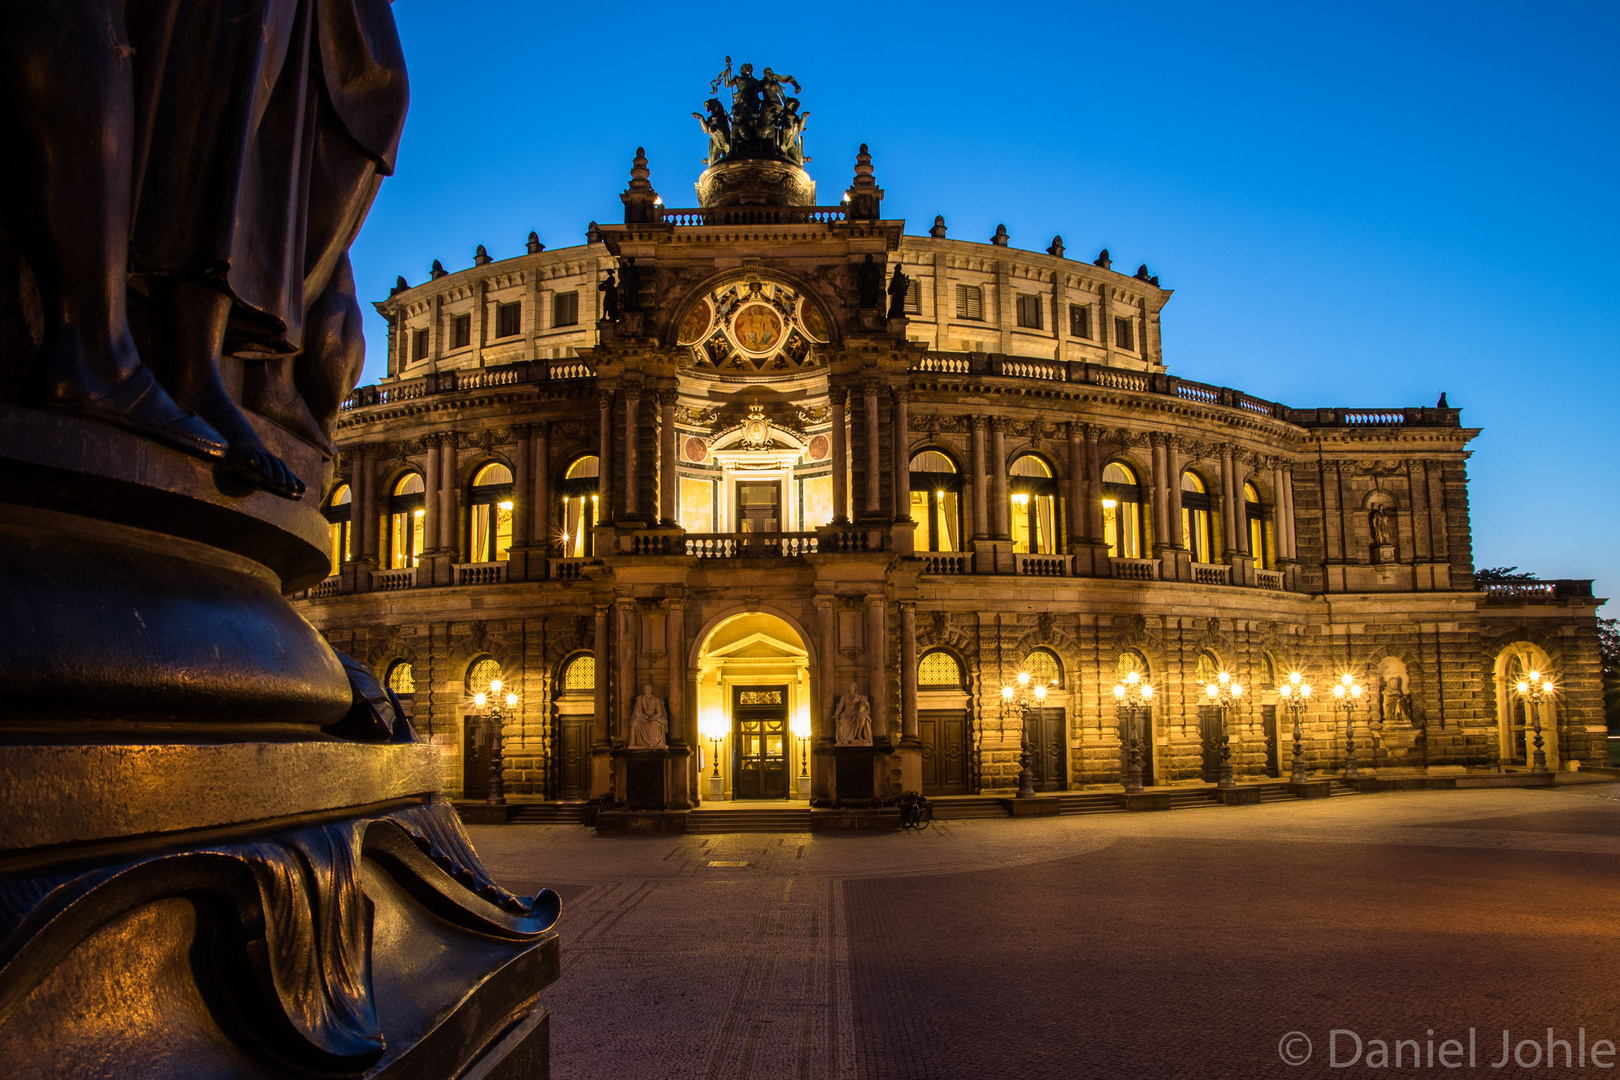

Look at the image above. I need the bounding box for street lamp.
[698,712,727,801]
[1203,671,1243,791]
[1514,667,1554,774]
[1001,670,1048,798]
[1112,670,1154,794]
[1331,673,1364,779]
[790,709,811,780]
[1276,672,1313,784]
[472,678,518,806]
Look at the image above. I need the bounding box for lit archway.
[1494,643,1559,769]
[694,612,810,801]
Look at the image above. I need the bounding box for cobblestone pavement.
[468,786,1620,1080]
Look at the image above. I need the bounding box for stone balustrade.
[1480,579,1595,602]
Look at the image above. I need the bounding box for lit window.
[1024,649,1062,689]
[1245,482,1268,569]
[324,483,352,575]
[1181,471,1213,564]
[910,450,961,552]
[388,473,426,569]
[467,657,501,696]
[562,654,595,693]
[1102,462,1143,559]
[918,650,962,688]
[387,661,416,696]
[470,462,515,563]
[560,456,599,557]
[1009,454,1057,554]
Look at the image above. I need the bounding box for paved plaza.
[468,787,1620,1079]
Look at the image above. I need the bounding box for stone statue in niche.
[856,255,883,310]
[833,681,872,746]
[0,1,408,499]
[1370,505,1395,547]
[628,684,668,749]
[598,270,620,321]
[1381,674,1414,727]
[886,264,911,320]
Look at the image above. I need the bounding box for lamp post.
[1331,673,1364,779]
[1203,671,1243,791]
[1514,667,1554,774]
[1112,670,1154,794]
[1001,670,1048,798]
[472,679,518,806]
[790,709,811,795]
[1277,672,1312,784]
[698,713,726,799]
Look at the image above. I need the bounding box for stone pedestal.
[0,406,560,1078]
[895,738,923,793]
[997,796,1061,816]
[832,743,890,807]
[1287,780,1332,800]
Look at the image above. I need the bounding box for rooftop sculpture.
[696,57,809,166]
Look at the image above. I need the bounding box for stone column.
[899,602,918,741]
[597,390,613,528]
[616,597,638,741]
[830,389,849,523]
[533,424,550,548]
[1067,424,1085,546]
[592,604,610,744]
[863,380,881,516]
[1149,432,1170,555]
[1166,439,1184,549]
[1280,464,1298,560]
[664,599,686,744]
[421,438,439,555]
[358,446,378,563]
[623,388,639,519]
[511,424,531,553]
[892,389,910,521]
[1233,455,1251,559]
[659,393,677,525]
[815,595,837,744]
[440,437,459,557]
[865,595,888,740]
[1219,446,1237,558]
[1084,425,1105,542]
[971,416,990,539]
[990,418,1009,539]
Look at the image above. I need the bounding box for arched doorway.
[1494,644,1559,769]
[695,612,810,800]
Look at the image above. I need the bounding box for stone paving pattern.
[469,786,1620,1079]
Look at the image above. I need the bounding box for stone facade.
[297,125,1604,806]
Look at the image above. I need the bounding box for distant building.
[297,75,1604,809]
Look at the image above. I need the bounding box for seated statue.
[832,681,872,746]
[628,684,668,749]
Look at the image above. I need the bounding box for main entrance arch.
[695,612,810,800]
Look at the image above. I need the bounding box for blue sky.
[352,1,1618,602]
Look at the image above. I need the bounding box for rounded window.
[1102,462,1144,559]
[1023,648,1063,689]
[386,660,416,696]
[467,656,502,696]
[470,461,514,563]
[560,653,595,694]
[1245,482,1268,570]
[910,450,962,552]
[387,473,426,570]
[918,649,963,688]
[1009,454,1058,555]
[324,483,352,575]
[1181,470,1214,564]
[561,456,600,557]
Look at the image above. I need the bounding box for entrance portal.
[696,612,811,800]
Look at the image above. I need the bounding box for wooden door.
[1021,707,1066,791]
[919,710,969,795]
[557,714,591,800]
[1262,705,1280,777]
[733,686,788,799]
[1198,706,1223,782]
[463,715,495,799]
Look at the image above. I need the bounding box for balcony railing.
[685,532,819,558]
[1192,562,1231,586]
[454,561,508,586]
[1481,579,1594,602]
[1255,569,1286,591]
[374,567,415,591]
[656,205,848,226]
[310,576,341,599]
[1014,553,1073,577]
[920,553,970,575]
[1112,557,1159,581]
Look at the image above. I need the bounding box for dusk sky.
[351,1,1618,605]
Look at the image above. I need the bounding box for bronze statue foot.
[46,363,227,460]
[223,441,306,500]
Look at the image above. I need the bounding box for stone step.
[1055,793,1127,815]
[687,809,812,834]
[931,797,1007,819]
[509,803,590,824]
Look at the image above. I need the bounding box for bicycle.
[890,790,932,830]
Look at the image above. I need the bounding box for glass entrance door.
[736,481,781,533]
[732,685,788,798]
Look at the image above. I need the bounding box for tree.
[1600,617,1620,732]
[1475,566,1540,584]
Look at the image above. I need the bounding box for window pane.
[918,651,961,687]
[563,655,595,692]
[329,522,344,575]
[474,462,514,487]
[1250,516,1266,569]
[910,490,931,550]
[1120,501,1142,558]
[1024,649,1061,688]
[411,509,423,567]
[1010,454,1051,478]
[1103,501,1119,557]
[390,513,409,569]
[472,504,491,562]
[394,472,424,496]
[1103,462,1135,485]
[554,291,579,327]
[565,455,599,480]
[939,491,960,552]
[910,450,956,474]
[467,658,501,695]
[1034,494,1055,554]
[1011,494,1030,553]
[496,500,512,561]
[387,662,415,695]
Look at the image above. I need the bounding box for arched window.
[1116,650,1149,684]
[1194,651,1221,687]
[560,653,595,694]
[1102,462,1144,559]
[561,456,599,558]
[918,649,963,688]
[1260,652,1278,690]
[324,483,352,576]
[1009,453,1058,555]
[467,656,502,696]
[910,450,962,552]
[1181,471,1213,563]
[470,462,515,563]
[1023,648,1063,689]
[1245,482,1269,569]
[388,473,425,570]
[386,660,416,696]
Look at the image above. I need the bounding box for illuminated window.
[1069,304,1091,339]
[1024,648,1062,689]
[386,661,416,696]
[918,649,963,688]
[495,301,521,338]
[561,653,595,693]
[388,473,426,570]
[1101,461,1143,559]
[1245,482,1269,570]
[909,450,961,552]
[1114,315,1135,351]
[955,284,983,320]
[324,483,352,576]
[1260,652,1278,691]
[451,313,471,350]
[1195,651,1220,687]
[1015,293,1044,330]
[469,461,514,563]
[1181,471,1213,564]
[467,656,501,696]
[560,455,599,558]
[1115,650,1149,684]
[553,291,579,328]
[1009,454,1057,554]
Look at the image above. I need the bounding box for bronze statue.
[886,264,911,320]
[698,59,807,163]
[599,269,620,320]
[0,0,407,499]
[694,98,732,163]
